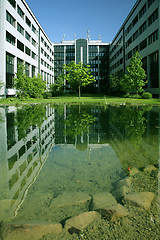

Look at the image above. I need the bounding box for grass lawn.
[0,94,160,106]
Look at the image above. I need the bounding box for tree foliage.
[14,64,46,98]
[63,61,96,98]
[50,73,64,96]
[110,52,147,97]
[126,51,147,96]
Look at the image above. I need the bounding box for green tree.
[50,73,64,96]
[110,72,130,96]
[126,51,147,97]
[14,64,46,98]
[63,61,96,98]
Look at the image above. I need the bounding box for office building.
[110,0,160,97]
[54,37,109,91]
[0,0,54,98]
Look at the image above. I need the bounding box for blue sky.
[26,0,137,43]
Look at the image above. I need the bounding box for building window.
[148,9,158,27]
[6,11,15,27]
[17,5,24,19]
[32,52,36,60]
[7,0,16,9]
[148,30,158,45]
[139,21,147,35]
[6,52,14,88]
[142,57,147,77]
[32,66,35,77]
[148,0,155,8]
[25,31,31,41]
[140,39,147,51]
[25,62,30,76]
[132,15,138,27]
[139,4,146,19]
[17,23,24,35]
[32,25,36,33]
[17,58,23,68]
[126,37,132,48]
[150,51,159,88]
[32,38,36,47]
[41,37,44,43]
[25,16,31,27]
[133,45,139,55]
[126,50,132,60]
[25,46,31,56]
[133,30,139,41]
[6,31,15,46]
[17,40,24,52]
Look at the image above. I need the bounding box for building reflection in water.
[0,104,159,222]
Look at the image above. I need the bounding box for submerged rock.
[2,222,62,240]
[143,165,157,173]
[123,192,155,210]
[50,192,91,208]
[65,211,100,234]
[98,203,129,221]
[91,192,117,211]
[129,167,139,176]
[112,185,132,200]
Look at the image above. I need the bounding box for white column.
[80,47,83,64]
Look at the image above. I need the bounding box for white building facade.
[0,0,54,98]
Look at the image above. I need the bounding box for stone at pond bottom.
[116,177,132,188]
[98,203,129,222]
[91,192,117,211]
[129,167,139,176]
[123,192,155,210]
[2,223,62,240]
[143,165,157,173]
[65,211,100,234]
[50,192,91,208]
[112,185,132,200]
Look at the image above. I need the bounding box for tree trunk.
[78,85,81,99]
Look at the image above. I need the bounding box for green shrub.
[141,92,152,99]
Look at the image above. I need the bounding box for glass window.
[17,5,24,19]
[6,11,15,27]
[150,51,159,88]
[140,39,147,51]
[139,4,146,19]
[133,30,139,41]
[32,25,36,33]
[25,16,31,27]
[139,21,147,35]
[6,31,15,46]
[132,15,138,27]
[7,0,16,9]
[25,46,31,56]
[148,0,155,8]
[6,52,14,88]
[148,30,158,45]
[25,31,31,41]
[32,38,36,47]
[25,62,30,76]
[32,52,36,60]
[17,23,24,35]
[148,9,158,27]
[32,66,35,77]
[17,40,24,52]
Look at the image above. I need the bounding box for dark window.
[25,16,31,27]
[133,45,139,55]
[133,15,138,27]
[150,51,159,88]
[7,0,16,8]
[32,66,35,77]
[25,31,31,41]
[148,9,158,27]
[17,5,24,19]
[139,21,147,35]
[142,57,147,77]
[139,4,146,19]
[17,23,24,35]
[140,39,147,51]
[32,25,36,33]
[25,46,31,56]
[148,30,158,45]
[148,0,155,8]
[17,40,24,52]
[133,30,139,41]
[6,31,15,45]
[126,50,132,60]
[32,38,36,47]
[32,52,36,60]
[6,52,14,88]
[6,11,15,27]
[25,62,30,76]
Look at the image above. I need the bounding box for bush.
[141,92,152,99]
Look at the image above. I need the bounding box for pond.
[0,104,159,239]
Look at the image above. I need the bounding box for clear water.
[0,104,159,239]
